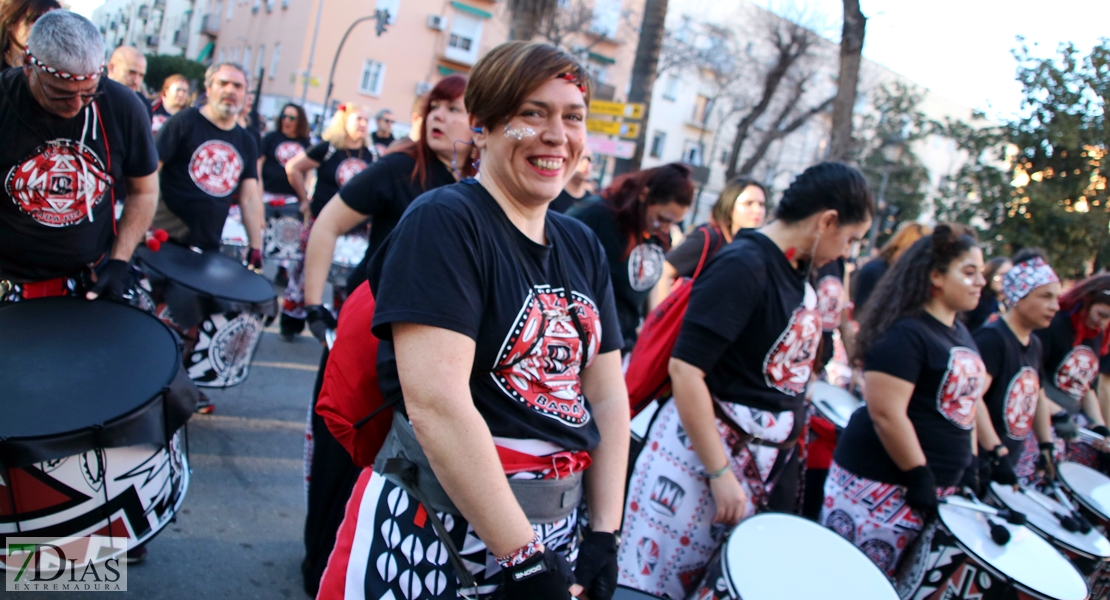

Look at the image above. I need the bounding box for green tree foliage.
[144,54,207,95]
[935,39,1109,279]
[852,82,931,244]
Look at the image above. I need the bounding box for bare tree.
[612,0,668,177]
[737,76,834,174]
[827,0,865,162]
[532,0,639,55]
[507,0,559,41]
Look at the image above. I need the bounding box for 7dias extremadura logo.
[5,537,128,592]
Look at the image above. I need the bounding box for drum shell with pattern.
[327,231,369,289]
[219,206,249,263]
[263,196,305,266]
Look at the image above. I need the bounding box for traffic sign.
[586,119,640,139]
[587,135,636,159]
[589,100,645,120]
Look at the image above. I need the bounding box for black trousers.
[301,347,362,597]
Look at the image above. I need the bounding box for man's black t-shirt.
[672,231,821,413]
[0,71,157,281]
[569,199,666,352]
[1035,312,1105,402]
[340,152,454,291]
[368,181,622,451]
[816,259,847,366]
[974,319,1044,461]
[151,101,171,135]
[259,131,309,196]
[156,107,259,251]
[835,314,986,486]
[664,224,726,279]
[371,131,394,152]
[549,188,587,214]
[304,142,371,217]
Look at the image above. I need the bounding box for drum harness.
[364,209,594,597]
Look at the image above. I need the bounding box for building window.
[662,75,679,101]
[225,0,233,20]
[242,46,251,73]
[445,13,481,65]
[359,60,385,96]
[269,43,280,78]
[255,44,265,77]
[720,149,729,164]
[691,94,711,124]
[375,0,398,22]
[649,131,666,158]
[682,140,703,166]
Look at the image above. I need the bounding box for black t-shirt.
[0,71,157,281]
[371,131,394,151]
[156,107,259,251]
[1035,312,1106,402]
[549,188,587,214]
[305,142,371,217]
[569,200,666,352]
[664,224,726,279]
[964,291,1001,332]
[835,314,985,486]
[368,181,622,451]
[150,102,172,135]
[816,259,847,365]
[259,131,309,196]
[340,152,455,291]
[672,231,821,413]
[853,257,888,312]
[974,319,1044,461]
[136,92,153,116]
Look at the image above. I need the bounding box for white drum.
[1059,461,1110,523]
[990,482,1110,560]
[897,500,1089,600]
[808,381,862,430]
[328,233,369,288]
[694,513,899,599]
[220,207,249,262]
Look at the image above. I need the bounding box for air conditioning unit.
[427,14,447,31]
[415,81,433,96]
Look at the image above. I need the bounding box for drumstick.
[1049,485,1095,534]
[944,495,1027,525]
[1078,428,1106,443]
[1015,487,1081,532]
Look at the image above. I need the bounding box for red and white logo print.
[6,140,112,227]
[492,286,600,426]
[1004,367,1039,439]
[936,347,986,429]
[151,114,168,134]
[627,243,665,292]
[816,275,845,332]
[275,141,303,166]
[763,284,822,395]
[188,140,243,197]
[1056,345,1099,400]
[335,157,368,187]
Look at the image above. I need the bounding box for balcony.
[137,5,149,19]
[146,35,159,48]
[153,0,166,9]
[201,13,219,36]
[173,29,188,47]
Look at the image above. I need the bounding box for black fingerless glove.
[305,304,338,345]
[1036,442,1057,480]
[248,248,264,270]
[987,446,1018,486]
[1091,425,1110,438]
[573,532,618,600]
[501,550,574,600]
[904,465,939,513]
[961,460,984,498]
[1052,412,1079,441]
[88,259,132,301]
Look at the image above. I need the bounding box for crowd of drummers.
[5,7,1110,600]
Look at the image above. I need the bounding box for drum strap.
[712,403,805,450]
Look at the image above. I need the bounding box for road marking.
[252,361,318,372]
[193,414,305,431]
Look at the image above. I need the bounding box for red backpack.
[625,225,722,416]
[314,281,395,467]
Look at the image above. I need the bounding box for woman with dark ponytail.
[618,162,873,599]
[821,224,987,577]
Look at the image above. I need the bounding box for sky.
[752,0,1109,119]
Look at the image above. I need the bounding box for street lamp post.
[867,135,905,253]
[318,9,390,133]
[299,0,326,106]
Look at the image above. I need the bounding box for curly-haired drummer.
[617,162,873,599]
[821,225,987,577]
[318,42,629,600]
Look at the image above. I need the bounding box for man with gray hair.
[371,108,395,154]
[0,10,158,303]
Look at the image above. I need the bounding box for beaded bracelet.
[495,532,541,569]
[706,464,730,480]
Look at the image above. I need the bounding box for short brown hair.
[465,41,590,131]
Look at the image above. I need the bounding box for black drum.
[136,242,277,387]
[0,298,196,570]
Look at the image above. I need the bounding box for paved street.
[43,303,326,599]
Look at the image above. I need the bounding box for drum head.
[332,234,369,267]
[938,503,1088,600]
[724,513,898,600]
[808,381,862,429]
[990,482,1110,559]
[612,586,662,600]
[1059,461,1110,522]
[136,243,275,303]
[0,298,179,440]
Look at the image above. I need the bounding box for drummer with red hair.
[1035,273,1110,469]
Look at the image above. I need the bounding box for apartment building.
[92,0,208,61]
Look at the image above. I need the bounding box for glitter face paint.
[503,126,536,140]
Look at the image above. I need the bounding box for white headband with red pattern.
[1002,256,1059,305]
[26,52,102,81]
